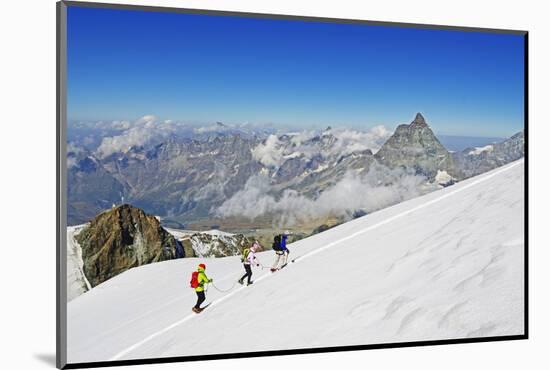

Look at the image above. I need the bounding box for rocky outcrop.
[453,131,524,178]
[180,232,254,258]
[374,113,460,179]
[75,204,184,287]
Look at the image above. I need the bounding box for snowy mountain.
[67,225,91,301]
[374,113,460,179]
[67,115,523,237]
[165,228,255,258]
[453,131,525,178]
[437,135,505,152]
[67,128,387,227]
[67,159,524,364]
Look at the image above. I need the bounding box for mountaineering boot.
[270,268,277,273]
[192,307,200,313]
[238,278,244,285]
[247,281,254,286]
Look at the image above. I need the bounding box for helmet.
[198,263,206,270]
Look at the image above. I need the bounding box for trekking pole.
[255,258,268,270]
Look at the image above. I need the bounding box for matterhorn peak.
[412,112,427,127]
[374,112,457,179]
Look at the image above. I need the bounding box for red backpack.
[190,271,199,288]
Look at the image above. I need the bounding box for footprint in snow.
[437,301,469,329]
[466,322,497,337]
[349,300,375,317]
[383,296,413,320]
[397,308,426,334]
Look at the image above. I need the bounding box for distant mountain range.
[67,113,524,232]
[66,114,525,300]
[452,131,525,178]
[438,135,504,153]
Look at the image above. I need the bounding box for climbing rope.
[257,251,293,270]
[207,252,300,293]
[258,262,273,270]
[210,280,239,293]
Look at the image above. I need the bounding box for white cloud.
[67,156,78,169]
[216,165,435,227]
[137,115,156,124]
[327,125,392,156]
[110,120,131,130]
[67,143,85,168]
[250,125,392,168]
[194,123,228,134]
[95,115,185,158]
[289,130,318,146]
[86,116,392,165]
[251,134,286,167]
[91,117,274,158]
[67,142,85,155]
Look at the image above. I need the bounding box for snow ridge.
[109,159,523,361]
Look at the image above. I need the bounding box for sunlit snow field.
[67,160,524,364]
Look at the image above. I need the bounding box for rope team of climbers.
[189,231,291,313]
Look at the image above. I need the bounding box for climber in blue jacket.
[271,231,290,272]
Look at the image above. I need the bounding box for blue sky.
[67,6,525,137]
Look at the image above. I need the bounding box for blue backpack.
[272,234,282,251]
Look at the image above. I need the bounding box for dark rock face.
[276,155,311,182]
[75,204,182,287]
[374,113,460,179]
[411,112,428,127]
[453,130,525,178]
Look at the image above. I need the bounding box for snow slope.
[67,225,242,302]
[468,144,494,155]
[164,228,235,238]
[66,225,91,301]
[67,160,525,364]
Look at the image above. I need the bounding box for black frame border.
[56,1,529,369]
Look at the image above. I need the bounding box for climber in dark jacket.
[271,231,290,271]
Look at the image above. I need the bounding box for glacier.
[67,159,524,364]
